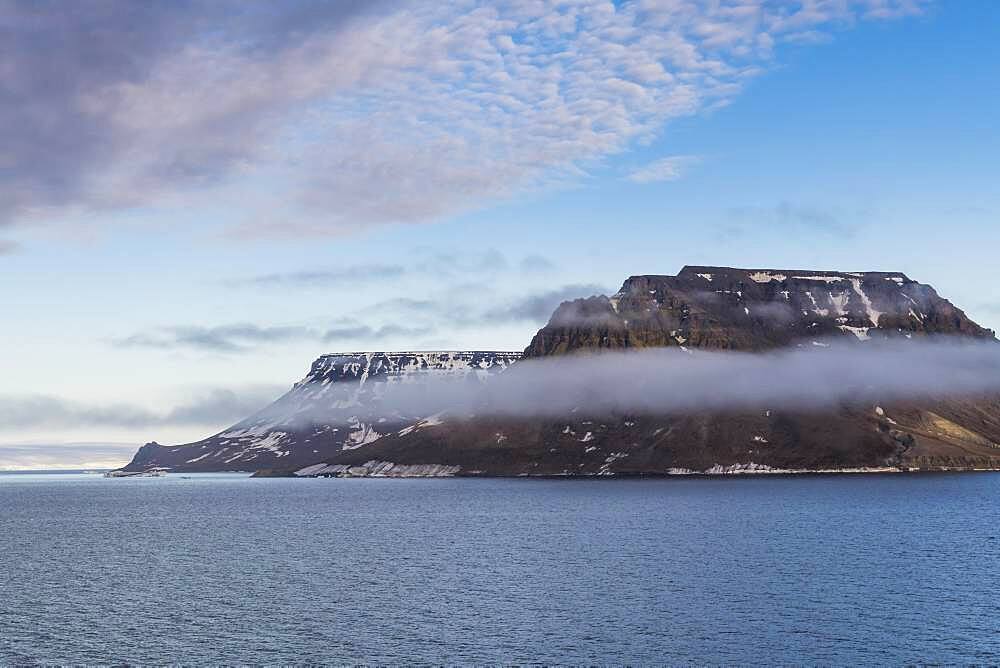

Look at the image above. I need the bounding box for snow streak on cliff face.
[526,266,994,356]
[123,351,521,472]
[121,266,1000,477]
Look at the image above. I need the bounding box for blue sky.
[1,0,997,467]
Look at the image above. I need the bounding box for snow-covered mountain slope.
[122,267,1000,477]
[289,267,1000,477]
[121,351,521,472]
[525,266,993,355]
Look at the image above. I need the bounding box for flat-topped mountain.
[120,267,1000,477]
[526,266,993,356]
[282,267,999,477]
[122,351,520,472]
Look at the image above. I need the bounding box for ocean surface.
[1,472,998,665]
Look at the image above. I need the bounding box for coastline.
[267,460,1000,479]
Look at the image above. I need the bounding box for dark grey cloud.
[0,1,200,223]
[0,2,923,234]
[162,387,285,425]
[546,296,621,328]
[230,264,406,288]
[230,250,534,289]
[365,283,613,329]
[725,202,859,238]
[0,0,384,226]
[321,325,376,340]
[118,319,437,353]
[483,284,611,324]
[0,385,284,431]
[118,323,316,352]
[116,283,614,355]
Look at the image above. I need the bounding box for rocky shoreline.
[258,459,1000,479]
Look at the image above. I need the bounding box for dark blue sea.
[1,472,998,665]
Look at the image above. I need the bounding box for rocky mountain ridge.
[120,266,1000,476]
[526,266,992,356]
[123,351,520,472]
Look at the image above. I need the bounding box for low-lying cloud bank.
[9,339,998,468]
[269,339,1000,423]
[485,340,1000,416]
[0,443,140,471]
[0,386,284,432]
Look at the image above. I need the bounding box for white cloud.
[627,155,701,183]
[0,443,140,471]
[3,0,929,234]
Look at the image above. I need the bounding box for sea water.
[1,472,998,664]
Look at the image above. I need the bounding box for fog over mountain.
[119,267,1000,476]
[263,341,1000,425]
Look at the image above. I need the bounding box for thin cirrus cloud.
[626,155,701,183]
[725,201,860,238]
[370,283,613,327]
[116,321,436,353]
[228,251,553,288]
[117,324,317,353]
[483,284,612,324]
[116,283,609,353]
[231,264,407,288]
[2,0,926,235]
[0,386,285,432]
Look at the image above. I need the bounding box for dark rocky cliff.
[525,266,993,356]
[287,267,1000,477]
[120,267,1000,477]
